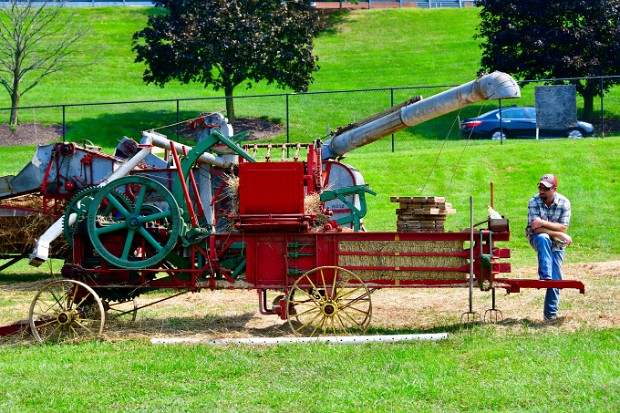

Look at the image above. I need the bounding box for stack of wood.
[391,196,456,232]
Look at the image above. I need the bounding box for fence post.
[600,76,605,138]
[391,88,395,153]
[62,105,66,142]
[176,100,180,141]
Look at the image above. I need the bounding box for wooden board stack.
[390,196,456,232]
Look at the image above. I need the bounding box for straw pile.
[338,239,467,280]
[304,192,331,229]
[391,196,456,232]
[0,195,69,256]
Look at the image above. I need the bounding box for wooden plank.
[390,196,446,204]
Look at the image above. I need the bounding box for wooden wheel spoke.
[42,324,63,342]
[338,307,365,327]
[48,287,67,311]
[295,310,323,333]
[72,319,98,335]
[334,285,365,301]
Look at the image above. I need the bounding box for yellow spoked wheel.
[286,266,372,337]
[28,279,105,343]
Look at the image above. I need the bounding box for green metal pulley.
[86,176,183,269]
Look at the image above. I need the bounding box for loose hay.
[0,214,68,256]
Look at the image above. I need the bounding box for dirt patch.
[0,117,282,148]
[230,117,284,141]
[0,123,63,147]
[1,260,618,344]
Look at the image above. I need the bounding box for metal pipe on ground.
[151,333,449,346]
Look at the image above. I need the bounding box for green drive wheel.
[63,187,132,246]
[29,279,105,343]
[87,176,182,269]
[286,266,372,337]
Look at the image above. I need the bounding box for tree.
[476,0,620,121]
[0,0,89,126]
[133,0,324,121]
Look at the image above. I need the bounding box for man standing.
[526,174,572,320]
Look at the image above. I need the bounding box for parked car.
[459,106,595,140]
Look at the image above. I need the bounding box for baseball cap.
[539,174,558,188]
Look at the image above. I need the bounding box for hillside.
[0,7,483,108]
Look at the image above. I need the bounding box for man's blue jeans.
[529,233,565,318]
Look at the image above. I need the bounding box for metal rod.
[469,195,474,313]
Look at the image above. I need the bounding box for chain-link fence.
[1,76,618,151]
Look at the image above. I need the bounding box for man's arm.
[531,218,571,244]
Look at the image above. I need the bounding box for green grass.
[6,7,484,108]
[0,328,618,412]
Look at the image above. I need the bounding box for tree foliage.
[133,0,324,121]
[0,0,89,126]
[476,0,620,120]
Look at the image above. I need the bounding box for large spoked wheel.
[28,279,105,343]
[286,266,372,337]
[87,176,182,269]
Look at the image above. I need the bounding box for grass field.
[1,6,619,413]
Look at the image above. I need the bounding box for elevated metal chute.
[321,71,520,159]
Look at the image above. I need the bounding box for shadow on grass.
[65,109,199,148]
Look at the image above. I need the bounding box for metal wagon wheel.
[28,279,105,343]
[286,266,372,337]
[87,176,182,269]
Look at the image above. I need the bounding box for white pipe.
[151,333,448,346]
[141,131,233,168]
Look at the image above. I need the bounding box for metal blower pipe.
[324,71,521,159]
[142,131,233,168]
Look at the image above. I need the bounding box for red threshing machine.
[0,72,585,342]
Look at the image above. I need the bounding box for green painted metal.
[319,185,377,231]
[63,187,131,246]
[86,176,182,269]
[173,129,254,228]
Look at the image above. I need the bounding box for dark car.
[459,106,595,140]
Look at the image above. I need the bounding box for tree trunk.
[224,86,235,123]
[9,90,20,126]
[580,79,598,123]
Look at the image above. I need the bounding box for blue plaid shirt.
[526,192,571,251]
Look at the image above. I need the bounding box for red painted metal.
[238,162,305,215]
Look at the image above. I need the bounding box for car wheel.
[491,130,507,140]
[567,129,584,139]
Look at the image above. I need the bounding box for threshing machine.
[0,72,585,342]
